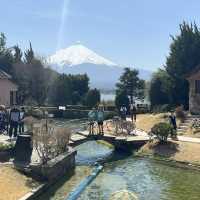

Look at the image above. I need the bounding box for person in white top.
[9,106,20,138]
[19,107,25,134]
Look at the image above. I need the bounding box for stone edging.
[18,148,77,200]
[18,184,47,200]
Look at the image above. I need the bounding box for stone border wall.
[18,147,77,200]
[30,147,77,181]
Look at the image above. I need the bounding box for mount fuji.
[48,43,152,89]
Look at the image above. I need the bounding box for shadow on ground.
[151,141,179,157]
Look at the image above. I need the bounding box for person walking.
[88,107,97,135]
[130,103,137,122]
[120,104,127,121]
[9,106,20,139]
[97,106,104,135]
[19,107,25,134]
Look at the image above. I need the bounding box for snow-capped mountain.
[48,43,152,89]
[49,43,116,68]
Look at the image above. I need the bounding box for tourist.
[130,103,137,122]
[19,107,25,134]
[9,106,20,139]
[169,111,177,138]
[120,104,127,121]
[88,107,97,135]
[97,106,104,135]
[0,105,6,133]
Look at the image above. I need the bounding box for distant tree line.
[149,22,200,110]
[0,33,100,107]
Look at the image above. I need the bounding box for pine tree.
[116,67,145,103]
[13,45,22,63]
[24,42,34,64]
[165,22,200,108]
[0,33,6,53]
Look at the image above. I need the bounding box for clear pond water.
[39,140,200,200]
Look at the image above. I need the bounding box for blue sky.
[1,0,200,71]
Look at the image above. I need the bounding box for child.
[88,108,97,135]
[97,106,104,135]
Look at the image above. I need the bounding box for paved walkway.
[126,117,200,144]
[134,128,200,144]
[176,135,200,144]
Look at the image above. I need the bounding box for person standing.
[169,111,177,138]
[19,107,25,134]
[130,103,137,122]
[88,107,97,135]
[97,106,104,135]
[120,104,127,121]
[9,106,20,139]
[0,105,5,133]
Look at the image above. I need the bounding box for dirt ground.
[138,140,200,165]
[135,113,167,132]
[0,165,40,200]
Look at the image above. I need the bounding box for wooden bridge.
[69,130,149,150]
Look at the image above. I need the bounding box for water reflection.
[75,141,114,165]
[79,158,200,200]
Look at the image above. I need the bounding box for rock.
[109,190,139,200]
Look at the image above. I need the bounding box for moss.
[96,140,114,149]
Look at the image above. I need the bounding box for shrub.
[151,122,173,142]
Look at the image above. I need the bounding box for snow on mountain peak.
[48,43,117,66]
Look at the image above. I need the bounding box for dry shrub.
[121,120,135,135]
[23,116,39,133]
[32,120,71,164]
[106,117,135,135]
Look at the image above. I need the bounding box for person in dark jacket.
[130,103,137,122]
[0,105,6,133]
[169,111,177,138]
[9,106,20,138]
